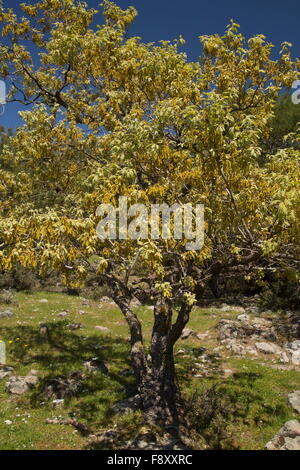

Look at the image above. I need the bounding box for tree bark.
[141,301,192,428]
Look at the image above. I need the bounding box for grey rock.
[280,352,290,363]
[255,341,282,355]
[265,420,300,450]
[181,328,194,340]
[83,358,109,374]
[237,313,250,322]
[95,325,110,333]
[57,311,69,317]
[288,391,300,414]
[6,370,38,395]
[0,309,14,319]
[291,350,300,365]
[67,323,83,330]
[287,340,300,351]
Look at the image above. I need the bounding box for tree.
[0,0,299,428]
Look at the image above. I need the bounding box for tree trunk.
[109,277,191,428]
[140,301,192,428]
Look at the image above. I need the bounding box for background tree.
[0,0,299,429]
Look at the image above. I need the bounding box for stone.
[4,420,12,425]
[95,325,110,333]
[67,323,83,330]
[280,352,290,363]
[265,420,300,450]
[288,391,300,414]
[0,309,14,319]
[287,340,300,351]
[52,399,65,408]
[0,341,6,364]
[291,350,300,365]
[43,371,85,399]
[237,313,250,322]
[255,341,282,355]
[6,370,38,395]
[83,358,109,374]
[39,299,48,303]
[181,328,194,340]
[196,333,209,340]
[57,311,69,317]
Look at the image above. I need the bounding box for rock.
[280,352,290,363]
[237,314,250,322]
[81,299,90,307]
[0,309,14,319]
[0,366,14,380]
[67,323,83,330]
[43,371,85,399]
[291,350,300,365]
[78,310,87,315]
[196,333,209,340]
[255,341,282,355]
[83,358,109,374]
[287,340,300,351]
[181,328,194,340]
[4,420,12,425]
[6,370,38,395]
[95,325,110,333]
[112,395,141,415]
[288,391,300,414]
[57,311,69,317]
[265,420,300,450]
[52,399,65,408]
[39,299,48,303]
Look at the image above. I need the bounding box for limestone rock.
[265,420,300,450]
[288,391,300,414]
[95,325,110,333]
[6,370,38,395]
[255,342,282,355]
[0,309,14,319]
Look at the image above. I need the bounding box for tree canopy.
[0,0,299,425]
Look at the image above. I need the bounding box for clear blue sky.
[1,0,299,129]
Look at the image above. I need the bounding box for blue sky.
[1,0,299,129]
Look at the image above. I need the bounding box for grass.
[0,291,299,450]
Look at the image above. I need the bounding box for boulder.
[255,341,282,355]
[181,328,194,340]
[6,370,38,395]
[95,325,110,333]
[83,358,109,374]
[287,340,300,351]
[291,350,300,365]
[0,309,14,319]
[288,391,300,414]
[265,420,300,450]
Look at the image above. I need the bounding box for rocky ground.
[0,291,300,450]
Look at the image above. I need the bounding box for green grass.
[0,291,299,450]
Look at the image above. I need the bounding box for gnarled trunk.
[109,278,192,427]
[141,302,192,427]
